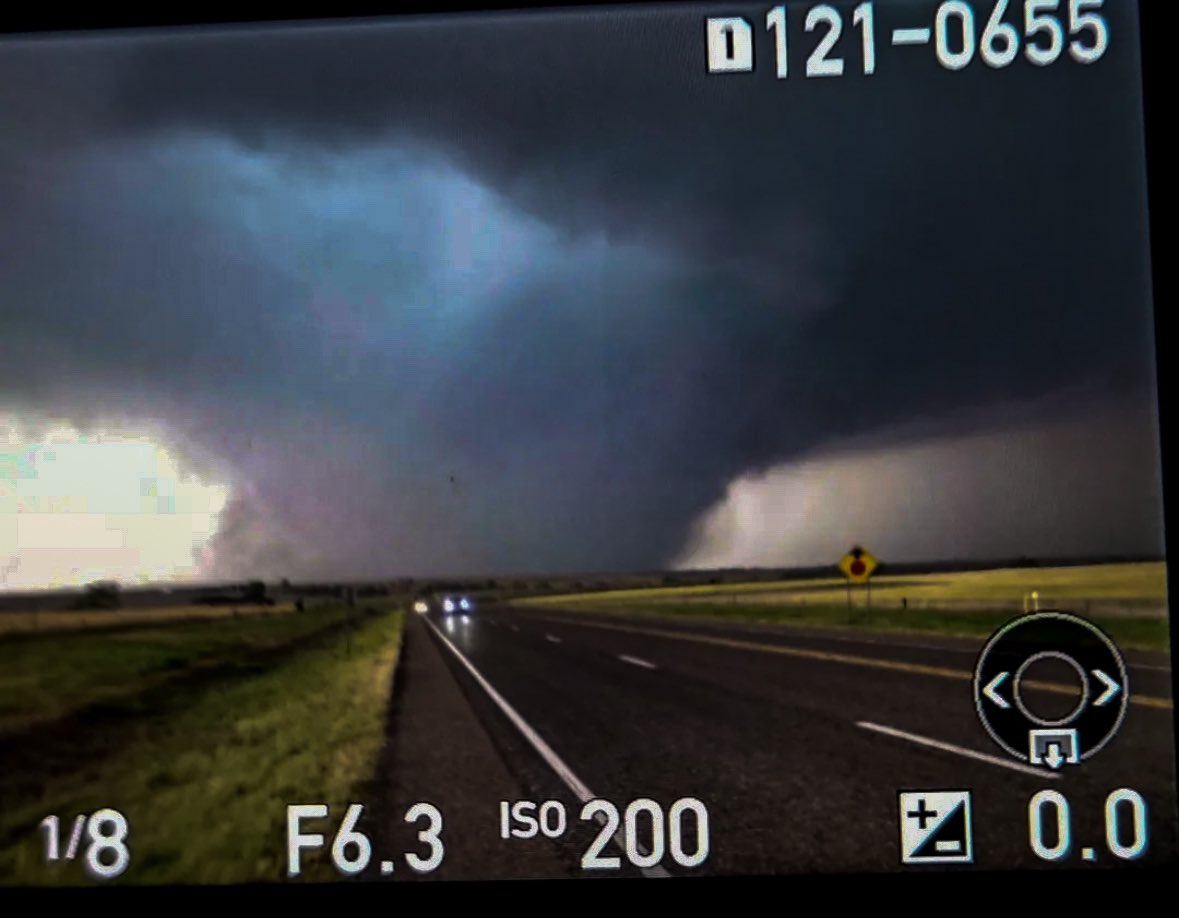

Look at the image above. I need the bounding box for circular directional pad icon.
[973,612,1129,769]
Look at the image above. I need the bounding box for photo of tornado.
[0,0,1170,885]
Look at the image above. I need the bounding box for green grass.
[512,563,1169,651]
[0,607,404,885]
[0,602,300,638]
[522,600,1170,652]
[515,562,1168,606]
[0,605,364,735]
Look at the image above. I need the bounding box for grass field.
[517,562,1167,605]
[0,604,359,735]
[514,563,1170,651]
[0,605,404,885]
[0,602,299,638]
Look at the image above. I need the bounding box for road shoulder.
[370,612,569,880]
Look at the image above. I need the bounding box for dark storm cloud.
[0,2,1162,576]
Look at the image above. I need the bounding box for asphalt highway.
[403,605,1177,878]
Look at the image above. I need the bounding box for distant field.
[0,603,359,735]
[517,562,1167,606]
[0,605,404,884]
[514,563,1170,651]
[0,602,300,637]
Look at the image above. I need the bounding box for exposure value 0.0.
[1028,789,1149,863]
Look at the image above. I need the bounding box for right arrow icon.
[983,672,1011,709]
[1093,669,1121,706]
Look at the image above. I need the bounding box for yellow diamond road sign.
[839,546,878,583]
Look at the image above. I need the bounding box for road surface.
[379,605,1177,879]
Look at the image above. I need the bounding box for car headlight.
[413,600,428,614]
[460,597,471,610]
[443,599,455,612]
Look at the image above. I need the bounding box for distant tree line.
[195,580,274,606]
[75,581,121,610]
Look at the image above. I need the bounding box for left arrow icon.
[983,672,1011,709]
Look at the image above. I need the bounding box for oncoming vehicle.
[439,595,475,614]
[412,594,475,614]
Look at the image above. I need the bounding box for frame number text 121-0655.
[705,0,1108,78]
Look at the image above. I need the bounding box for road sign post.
[838,545,879,620]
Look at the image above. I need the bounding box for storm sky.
[0,2,1164,585]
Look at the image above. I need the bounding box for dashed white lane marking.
[618,654,657,670]
[538,617,1172,710]
[545,634,562,644]
[509,624,520,632]
[538,614,1171,674]
[857,721,1061,779]
[422,616,670,878]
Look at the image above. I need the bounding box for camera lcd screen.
[0,0,1170,885]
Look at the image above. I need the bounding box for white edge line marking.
[891,27,931,44]
[422,616,670,877]
[619,654,658,670]
[857,721,1061,779]
[546,634,562,643]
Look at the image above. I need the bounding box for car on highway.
[440,595,475,614]
[412,594,475,614]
